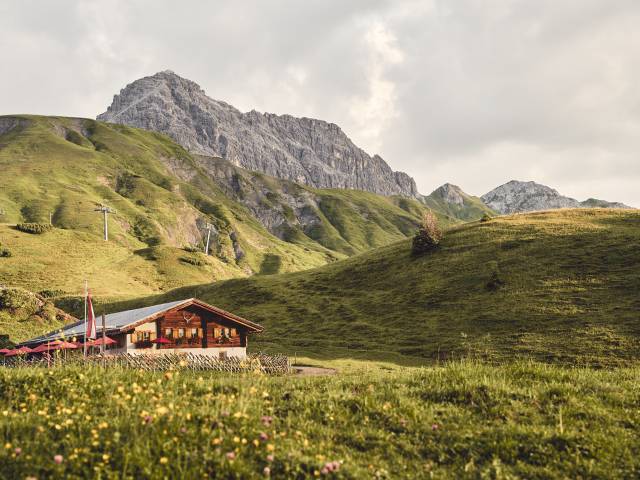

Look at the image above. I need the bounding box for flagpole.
[83,280,87,358]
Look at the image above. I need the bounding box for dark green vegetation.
[124,209,640,366]
[0,361,638,479]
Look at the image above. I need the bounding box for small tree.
[412,211,443,255]
[480,213,492,223]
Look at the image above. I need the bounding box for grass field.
[0,360,638,479]
[113,209,640,366]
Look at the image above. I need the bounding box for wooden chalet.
[21,298,263,359]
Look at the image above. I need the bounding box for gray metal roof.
[22,299,188,345]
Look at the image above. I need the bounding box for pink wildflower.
[54,454,64,464]
[261,415,273,426]
[266,454,275,462]
[144,415,153,424]
[226,451,236,460]
[259,432,269,441]
[14,447,21,456]
[431,423,439,431]
[263,466,271,476]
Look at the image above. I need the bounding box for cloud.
[1,0,639,205]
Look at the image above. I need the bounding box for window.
[178,328,185,338]
[142,331,151,342]
[191,328,199,338]
[165,328,173,339]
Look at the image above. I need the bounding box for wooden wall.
[156,305,248,349]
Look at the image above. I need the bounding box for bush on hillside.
[0,245,11,257]
[411,211,443,255]
[15,223,52,234]
[485,261,505,291]
[183,245,201,253]
[180,256,205,267]
[0,288,39,311]
[480,213,493,223]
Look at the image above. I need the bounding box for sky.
[1,0,639,205]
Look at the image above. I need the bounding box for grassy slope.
[192,155,450,257]
[127,209,640,366]
[0,361,638,478]
[0,115,434,303]
[422,188,496,223]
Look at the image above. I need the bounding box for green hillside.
[422,183,496,222]
[124,209,640,366]
[0,115,438,300]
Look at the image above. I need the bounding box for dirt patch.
[293,366,337,376]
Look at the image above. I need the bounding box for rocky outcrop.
[429,183,467,206]
[98,70,418,197]
[481,180,632,214]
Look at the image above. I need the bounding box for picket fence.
[2,352,291,375]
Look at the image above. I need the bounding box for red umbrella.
[0,348,12,355]
[151,337,171,344]
[86,337,117,347]
[5,347,33,357]
[57,341,79,349]
[31,343,60,353]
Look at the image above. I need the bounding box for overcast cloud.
[1,0,639,205]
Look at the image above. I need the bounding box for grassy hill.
[0,115,441,300]
[123,209,640,366]
[2,360,639,478]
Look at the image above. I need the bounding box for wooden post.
[101,313,106,355]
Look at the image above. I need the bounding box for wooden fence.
[1,352,291,375]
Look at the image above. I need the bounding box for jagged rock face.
[481,180,632,214]
[430,183,466,206]
[98,70,418,197]
[481,181,580,214]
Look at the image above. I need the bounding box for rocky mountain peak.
[481,180,631,214]
[98,71,419,197]
[430,183,466,206]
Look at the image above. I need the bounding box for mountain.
[0,115,436,304]
[481,180,632,214]
[422,183,496,222]
[119,209,640,366]
[98,70,418,197]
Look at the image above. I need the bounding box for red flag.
[86,290,97,340]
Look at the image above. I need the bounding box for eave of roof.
[20,298,263,346]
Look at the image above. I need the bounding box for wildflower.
[14,447,22,456]
[266,444,275,452]
[263,466,271,476]
[180,427,187,433]
[226,451,236,461]
[102,454,110,462]
[144,415,153,424]
[261,415,273,426]
[160,457,169,465]
[266,454,275,462]
[54,454,64,464]
[156,406,169,416]
[431,423,439,431]
[4,443,11,450]
[260,432,269,441]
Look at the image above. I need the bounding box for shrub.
[180,256,205,267]
[183,245,201,253]
[38,289,66,299]
[412,211,443,255]
[486,261,505,291]
[0,288,38,311]
[0,246,11,257]
[480,213,493,223]
[15,223,52,234]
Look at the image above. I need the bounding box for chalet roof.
[21,298,263,346]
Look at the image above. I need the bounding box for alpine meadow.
[2,2,640,478]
